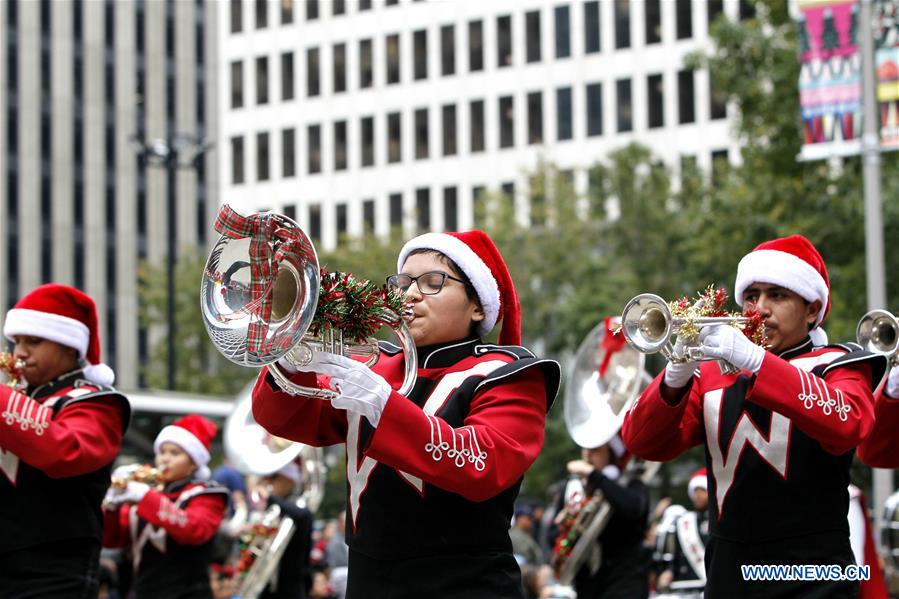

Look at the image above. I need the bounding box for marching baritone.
[622,235,887,598]
[654,469,709,597]
[252,230,561,599]
[0,284,130,597]
[103,415,228,598]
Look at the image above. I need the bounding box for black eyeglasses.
[386,271,468,295]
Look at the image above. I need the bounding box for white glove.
[311,353,392,427]
[104,481,151,507]
[601,465,621,480]
[885,365,899,399]
[663,336,700,388]
[111,463,140,480]
[698,325,765,374]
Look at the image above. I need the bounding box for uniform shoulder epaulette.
[51,382,131,428]
[473,352,562,410]
[473,343,536,360]
[818,343,888,392]
[378,340,403,356]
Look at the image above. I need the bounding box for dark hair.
[405,249,481,307]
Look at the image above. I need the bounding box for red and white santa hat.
[154,415,218,480]
[734,234,830,345]
[3,283,115,386]
[397,230,521,345]
[687,468,707,502]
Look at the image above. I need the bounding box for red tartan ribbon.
[597,316,627,377]
[213,205,309,353]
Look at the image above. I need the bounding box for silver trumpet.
[857,309,899,365]
[621,293,752,375]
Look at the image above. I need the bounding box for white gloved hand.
[698,324,766,374]
[663,336,700,388]
[601,465,621,480]
[104,481,151,508]
[311,353,392,427]
[276,352,333,376]
[885,365,899,399]
[111,463,140,480]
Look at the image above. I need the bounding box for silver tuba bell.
[856,309,899,365]
[201,205,417,399]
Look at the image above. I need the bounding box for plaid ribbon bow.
[213,205,310,353]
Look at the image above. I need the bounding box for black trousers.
[0,538,101,599]
[346,548,524,599]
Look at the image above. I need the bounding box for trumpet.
[856,309,899,365]
[110,464,163,490]
[621,289,764,375]
[0,352,25,388]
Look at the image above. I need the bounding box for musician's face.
[583,445,611,470]
[155,442,197,482]
[742,283,820,353]
[11,335,80,387]
[691,488,709,510]
[399,252,485,347]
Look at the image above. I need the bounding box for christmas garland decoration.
[671,286,768,347]
[308,269,406,343]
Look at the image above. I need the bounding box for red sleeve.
[365,367,547,502]
[858,392,899,467]
[136,490,226,545]
[748,353,875,455]
[102,504,131,549]
[0,387,124,478]
[621,371,704,461]
[250,367,347,446]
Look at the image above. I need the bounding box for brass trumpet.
[856,309,899,365]
[0,352,25,388]
[110,464,162,490]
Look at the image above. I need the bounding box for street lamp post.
[132,133,212,390]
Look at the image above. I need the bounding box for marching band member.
[0,284,130,596]
[560,436,650,598]
[253,230,560,599]
[622,235,887,598]
[103,415,228,598]
[857,365,899,467]
[655,469,709,597]
[847,485,889,599]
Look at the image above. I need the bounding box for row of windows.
[230,0,411,33]
[229,1,753,108]
[229,71,725,184]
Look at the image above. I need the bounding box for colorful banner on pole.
[874,1,899,148]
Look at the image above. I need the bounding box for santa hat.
[687,468,707,502]
[154,415,218,480]
[734,235,830,345]
[397,230,521,345]
[3,284,115,386]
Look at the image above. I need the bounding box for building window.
[282,128,296,177]
[614,0,630,49]
[307,124,321,173]
[443,186,458,230]
[360,0,372,11]
[306,48,320,96]
[306,0,318,20]
[255,0,267,28]
[676,0,692,39]
[527,91,543,144]
[648,73,664,128]
[334,121,347,170]
[441,25,455,76]
[557,87,572,141]
[281,0,293,24]
[230,60,243,108]
[389,193,403,231]
[708,0,724,27]
[469,20,484,72]
[336,203,348,239]
[616,78,632,132]
[363,199,375,234]
[497,15,512,67]
[333,43,346,93]
[361,116,375,167]
[283,204,297,221]
[256,131,270,181]
[740,0,756,21]
[416,188,431,232]
[359,39,373,88]
[678,69,695,123]
[309,205,321,242]
[388,112,402,163]
[281,52,294,101]
[526,11,541,63]
[586,82,602,136]
[470,100,485,152]
[499,96,514,148]
[501,183,515,214]
[473,185,486,227]
[710,73,727,119]
[333,0,345,16]
[645,0,661,44]
[386,34,400,84]
[386,0,398,5]
[414,108,429,159]
[711,148,728,184]
[414,29,428,80]
[585,1,600,53]
[230,0,242,33]
[256,56,269,104]
[555,5,571,58]
[231,136,244,184]
[442,104,457,156]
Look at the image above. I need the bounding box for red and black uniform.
[103,477,228,598]
[654,505,708,596]
[622,338,886,598]
[0,369,129,598]
[858,391,899,468]
[253,337,560,599]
